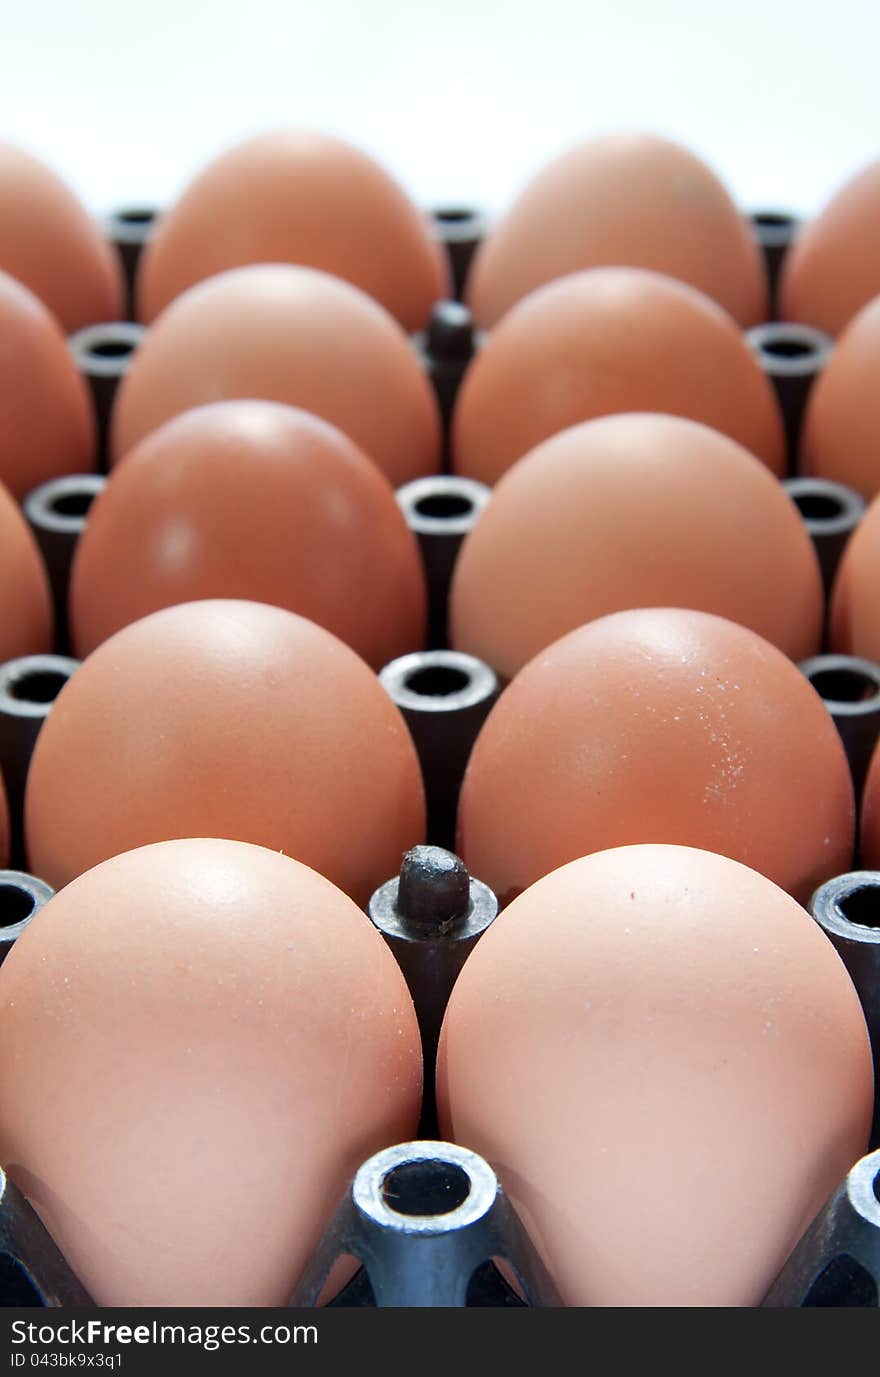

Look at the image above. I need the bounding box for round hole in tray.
[759,335,816,361]
[433,208,476,224]
[753,211,796,230]
[9,670,69,706]
[0,884,35,931]
[405,665,472,698]
[792,492,845,522]
[87,338,136,360]
[809,667,880,704]
[414,492,474,520]
[50,490,95,519]
[382,1159,471,1217]
[838,885,880,931]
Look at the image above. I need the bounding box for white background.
[2,0,879,221]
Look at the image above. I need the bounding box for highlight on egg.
[466,132,768,328]
[111,264,442,486]
[137,129,450,329]
[456,607,854,906]
[0,839,423,1305]
[452,267,785,485]
[437,843,873,1306]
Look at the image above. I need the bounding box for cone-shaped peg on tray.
[396,476,489,648]
[748,322,832,469]
[412,302,484,442]
[380,651,499,849]
[103,207,158,319]
[369,846,497,1135]
[763,1148,880,1305]
[0,655,78,866]
[0,1166,92,1306]
[0,869,53,965]
[24,476,105,651]
[430,207,487,301]
[785,476,865,598]
[810,871,880,1147]
[800,655,880,803]
[290,1140,560,1308]
[749,209,801,309]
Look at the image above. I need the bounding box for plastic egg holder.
[1,195,879,1309]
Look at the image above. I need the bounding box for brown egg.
[25,600,425,903]
[451,414,821,679]
[137,130,449,330]
[70,400,426,667]
[452,268,785,485]
[111,265,441,486]
[0,481,53,659]
[860,741,880,866]
[467,133,767,328]
[457,608,853,906]
[437,843,872,1306]
[0,142,122,331]
[800,296,880,499]
[0,270,95,498]
[829,489,880,658]
[780,159,880,336]
[0,838,422,1305]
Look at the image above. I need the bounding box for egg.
[452,268,785,485]
[436,843,873,1306]
[466,133,767,328]
[0,270,95,498]
[779,158,880,336]
[828,489,880,660]
[800,295,880,499]
[0,838,422,1305]
[111,265,441,486]
[860,740,880,867]
[25,600,425,903]
[70,400,426,668]
[457,607,853,906]
[0,481,53,660]
[137,130,449,329]
[0,142,122,332]
[450,414,822,680]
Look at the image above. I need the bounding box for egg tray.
[0,210,879,1309]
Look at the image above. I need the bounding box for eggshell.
[800,295,880,499]
[467,133,767,328]
[0,838,422,1305]
[0,142,122,331]
[780,159,880,336]
[437,843,873,1306]
[137,130,449,329]
[70,400,426,667]
[0,270,95,498]
[25,600,425,903]
[0,481,53,659]
[829,489,880,658]
[450,413,822,679]
[860,740,880,866]
[111,265,441,486]
[457,607,853,906]
[452,268,785,485]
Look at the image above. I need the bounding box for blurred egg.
[25,600,425,903]
[452,268,785,485]
[467,133,767,328]
[860,740,880,867]
[437,843,873,1306]
[800,295,880,498]
[111,265,441,486]
[137,130,449,329]
[780,158,880,336]
[829,488,880,658]
[0,481,53,659]
[0,142,122,331]
[450,413,822,679]
[0,270,95,498]
[0,838,422,1305]
[457,607,853,905]
[70,400,426,667]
